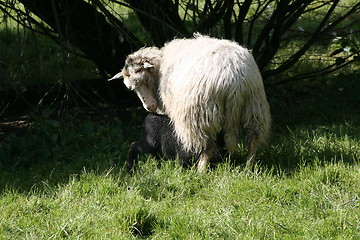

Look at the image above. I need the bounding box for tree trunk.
[15,0,144,106]
[126,0,189,46]
[18,0,141,75]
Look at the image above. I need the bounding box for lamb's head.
[109,47,162,112]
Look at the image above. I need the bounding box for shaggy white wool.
[116,34,271,163]
[158,35,270,153]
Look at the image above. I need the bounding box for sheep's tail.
[221,52,271,154]
[241,58,271,151]
[243,87,271,145]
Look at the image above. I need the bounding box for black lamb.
[127,113,225,171]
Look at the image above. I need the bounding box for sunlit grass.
[1,157,359,239]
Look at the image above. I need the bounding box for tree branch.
[234,0,252,44]
[125,0,188,46]
[268,53,358,86]
[262,0,340,79]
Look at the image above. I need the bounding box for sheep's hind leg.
[197,147,213,172]
[246,130,259,168]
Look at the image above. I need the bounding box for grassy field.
[1,4,360,238]
[0,73,359,239]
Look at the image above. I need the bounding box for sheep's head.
[109,47,161,112]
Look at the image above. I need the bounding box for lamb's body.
[111,34,271,171]
[127,114,224,171]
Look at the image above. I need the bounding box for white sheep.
[110,34,271,171]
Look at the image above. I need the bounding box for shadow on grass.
[260,73,360,172]
[0,108,147,193]
[259,123,359,172]
[219,73,360,172]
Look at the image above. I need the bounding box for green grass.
[0,7,360,238]
[1,161,359,239]
[0,74,359,239]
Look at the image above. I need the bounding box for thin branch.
[263,0,341,79]
[234,0,252,44]
[0,3,90,60]
[246,0,272,47]
[223,0,234,39]
[321,2,360,34]
[91,0,142,47]
[269,55,358,86]
[197,0,228,33]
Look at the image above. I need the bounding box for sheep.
[127,113,225,171]
[110,34,271,171]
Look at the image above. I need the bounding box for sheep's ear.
[108,72,123,81]
[143,62,154,69]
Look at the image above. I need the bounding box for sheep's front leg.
[197,148,213,172]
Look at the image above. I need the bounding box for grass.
[0,74,359,239]
[0,6,360,238]
[1,162,359,239]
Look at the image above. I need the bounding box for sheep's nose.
[144,103,157,112]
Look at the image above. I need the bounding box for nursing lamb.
[127,113,224,171]
[110,34,271,171]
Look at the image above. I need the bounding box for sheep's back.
[158,36,266,152]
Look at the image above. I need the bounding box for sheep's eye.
[135,80,144,88]
[122,71,130,78]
